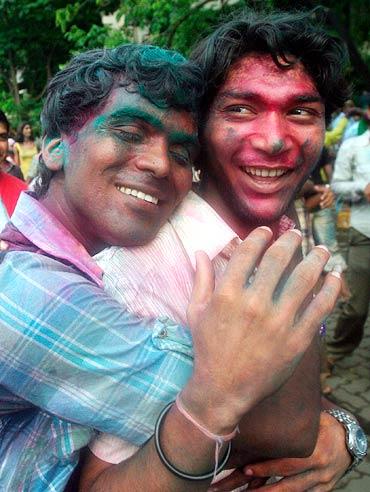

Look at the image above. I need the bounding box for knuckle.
[244,297,266,320]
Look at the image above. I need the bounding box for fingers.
[295,270,341,336]
[219,227,273,292]
[251,229,303,297]
[208,469,252,491]
[187,251,215,328]
[247,477,269,489]
[246,471,316,491]
[277,245,331,314]
[244,457,312,479]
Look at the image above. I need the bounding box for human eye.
[170,145,192,167]
[112,125,144,143]
[225,105,254,115]
[289,107,321,120]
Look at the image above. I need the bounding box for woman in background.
[14,122,38,181]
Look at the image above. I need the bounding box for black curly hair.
[191,8,350,127]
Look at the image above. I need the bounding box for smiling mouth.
[243,167,289,178]
[116,186,159,205]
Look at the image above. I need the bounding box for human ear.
[41,137,66,171]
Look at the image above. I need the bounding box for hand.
[240,411,351,491]
[182,227,341,434]
[314,185,335,209]
[364,183,370,203]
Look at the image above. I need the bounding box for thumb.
[313,184,327,193]
[187,251,215,329]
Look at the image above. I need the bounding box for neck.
[40,177,103,256]
[199,178,282,240]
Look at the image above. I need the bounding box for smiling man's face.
[202,53,325,237]
[49,86,198,252]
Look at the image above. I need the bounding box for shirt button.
[158,328,168,339]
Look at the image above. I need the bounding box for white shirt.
[332,130,370,238]
[92,190,294,463]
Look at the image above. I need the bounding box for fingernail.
[332,264,343,274]
[258,226,272,233]
[330,271,341,279]
[244,468,254,476]
[289,228,302,237]
[316,244,330,254]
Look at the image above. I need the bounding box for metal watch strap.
[325,408,367,475]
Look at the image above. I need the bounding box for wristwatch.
[325,408,368,475]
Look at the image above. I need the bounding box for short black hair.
[36,43,204,196]
[0,110,10,133]
[191,8,350,127]
[41,43,203,139]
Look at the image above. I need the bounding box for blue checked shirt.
[0,193,193,491]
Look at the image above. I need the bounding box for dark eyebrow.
[107,108,164,130]
[169,131,199,148]
[293,95,323,104]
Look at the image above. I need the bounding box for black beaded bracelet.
[154,401,232,481]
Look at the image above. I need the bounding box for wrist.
[181,377,244,435]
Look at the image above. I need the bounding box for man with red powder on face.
[81,10,367,492]
[0,110,27,226]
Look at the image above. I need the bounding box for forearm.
[331,180,365,201]
[229,336,321,466]
[0,257,195,444]
[81,404,229,492]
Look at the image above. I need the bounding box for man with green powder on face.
[0,39,353,492]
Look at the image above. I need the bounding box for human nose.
[135,136,171,178]
[249,113,293,155]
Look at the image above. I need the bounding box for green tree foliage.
[1,0,369,128]
[0,0,105,130]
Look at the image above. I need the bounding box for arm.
[13,142,20,166]
[324,117,348,147]
[0,230,341,490]
[331,141,367,201]
[304,185,335,211]
[210,408,352,492]
[79,336,321,491]
[229,334,321,466]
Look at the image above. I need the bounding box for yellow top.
[14,142,38,179]
[324,117,348,148]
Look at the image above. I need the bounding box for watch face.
[355,427,368,456]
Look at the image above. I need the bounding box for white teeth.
[244,167,287,178]
[117,186,159,205]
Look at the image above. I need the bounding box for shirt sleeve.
[0,251,193,446]
[331,139,366,201]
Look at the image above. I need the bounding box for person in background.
[14,122,38,181]
[0,110,27,227]
[327,114,370,363]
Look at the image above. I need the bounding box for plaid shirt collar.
[2,191,103,287]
